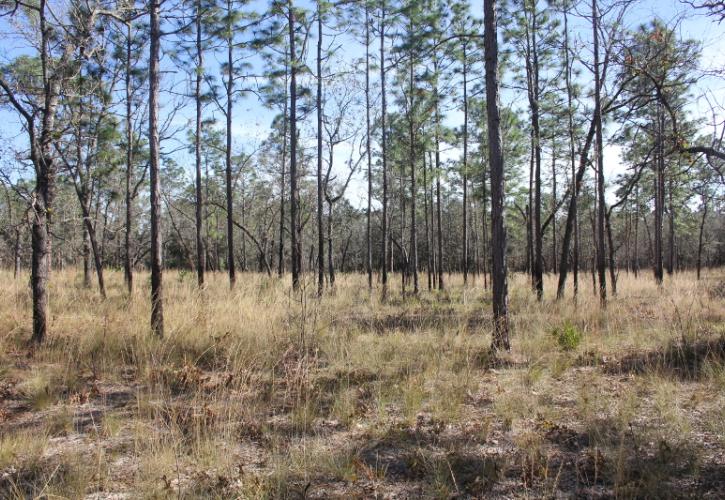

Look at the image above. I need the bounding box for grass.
[0,268,723,498]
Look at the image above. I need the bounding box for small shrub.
[552,322,582,352]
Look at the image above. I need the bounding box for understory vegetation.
[0,269,723,498]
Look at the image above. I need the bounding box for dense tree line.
[0,0,723,348]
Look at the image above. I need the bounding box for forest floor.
[0,269,723,499]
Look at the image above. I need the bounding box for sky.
[0,0,723,209]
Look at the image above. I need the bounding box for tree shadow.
[603,335,724,380]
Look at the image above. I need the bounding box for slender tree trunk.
[551,140,557,274]
[633,188,639,277]
[13,228,21,279]
[605,209,617,295]
[667,174,675,275]
[556,117,596,299]
[423,151,432,291]
[289,0,301,290]
[83,225,91,287]
[278,48,289,277]
[365,4,373,290]
[317,5,324,296]
[225,0,236,288]
[408,47,418,295]
[696,196,707,280]
[527,141,533,277]
[527,5,543,300]
[484,0,509,351]
[195,0,205,287]
[433,55,444,290]
[380,0,389,299]
[653,103,664,284]
[327,200,335,286]
[149,0,164,336]
[482,160,488,290]
[593,0,607,304]
[435,153,443,290]
[462,41,469,285]
[81,214,106,299]
[124,20,134,294]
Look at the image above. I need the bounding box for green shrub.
[552,322,582,351]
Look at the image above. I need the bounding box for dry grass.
[0,268,723,498]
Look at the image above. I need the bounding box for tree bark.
[408,45,418,295]
[380,0,389,299]
[484,0,510,351]
[526,3,543,300]
[289,0,301,291]
[225,0,236,288]
[278,48,289,278]
[149,0,164,336]
[653,103,665,284]
[462,41,469,286]
[317,4,324,296]
[195,0,206,288]
[365,4,373,290]
[696,196,707,280]
[124,20,134,294]
[593,0,607,304]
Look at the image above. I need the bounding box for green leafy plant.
[552,322,582,352]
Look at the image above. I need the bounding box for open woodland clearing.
[1,0,725,497]
[0,269,723,498]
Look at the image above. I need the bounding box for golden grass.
[0,267,723,498]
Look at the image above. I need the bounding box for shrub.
[552,322,582,352]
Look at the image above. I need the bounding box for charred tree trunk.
[149,0,164,336]
[462,41,469,286]
[484,0,510,351]
[696,196,707,280]
[365,3,373,290]
[317,4,324,296]
[195,0,206,287]
[225,0,236,289]
[380,0,389,298]
[289,0,301,291]
[593,0,607,304]
[124,20,134,294]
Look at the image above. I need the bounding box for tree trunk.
[149,0,164,337]
[551,140,557,274]
[327,200,335,286]
[124,20,134,295]
[408,48,418,295]
[653,103,664,284]
[365,4,373,290]
[13,228,21,278]
[316,5,325,296]
[696,196,707,280]
[605,209,617,295]
[667,174,675,275]
[462,41,469,285]
[433,56,444,291]
[195,0,206,287]
[593,0,607,305]
[484,0,510,351]
[83,224,91,287]
[527,4,543,300]
[380,0,389,299]
[423,151,432,291]
[225,0,236,289]
[289,0,301,291]
[633,188,639,277]
[278,47,288,277]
